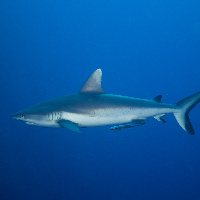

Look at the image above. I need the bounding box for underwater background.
[1,0,200,199]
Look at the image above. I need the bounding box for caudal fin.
[174,91,200,135]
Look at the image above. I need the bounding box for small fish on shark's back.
[11,69,200,135]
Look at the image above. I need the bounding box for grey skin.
[11,69,200,134]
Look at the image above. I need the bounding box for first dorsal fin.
[79,69,105,94]
[153,95,162,103]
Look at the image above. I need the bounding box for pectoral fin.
[58,120,81,133]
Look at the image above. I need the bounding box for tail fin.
[174,91,200,135]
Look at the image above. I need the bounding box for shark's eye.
[21,115,24,118]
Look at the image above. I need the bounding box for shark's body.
[11,69,200,134]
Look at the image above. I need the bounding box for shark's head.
[11,111,47,126]
[11,103,61,127]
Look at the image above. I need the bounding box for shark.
[11,69,200,134]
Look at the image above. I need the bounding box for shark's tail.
[174,91,200,135]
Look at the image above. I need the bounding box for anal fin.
[154,114,166,123]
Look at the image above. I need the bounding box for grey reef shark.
[11,69,200,135]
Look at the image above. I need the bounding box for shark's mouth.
[25,122,35,125]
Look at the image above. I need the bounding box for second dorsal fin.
[79,69,105,94]
[153,95,162,103]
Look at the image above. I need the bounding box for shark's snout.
[11,112,25,120]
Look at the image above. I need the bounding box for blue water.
[1,0,200,199]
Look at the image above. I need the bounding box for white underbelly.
[61,111,138,127]
[28,121,60,128]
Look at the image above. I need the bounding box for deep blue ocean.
[1,1,200,199]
